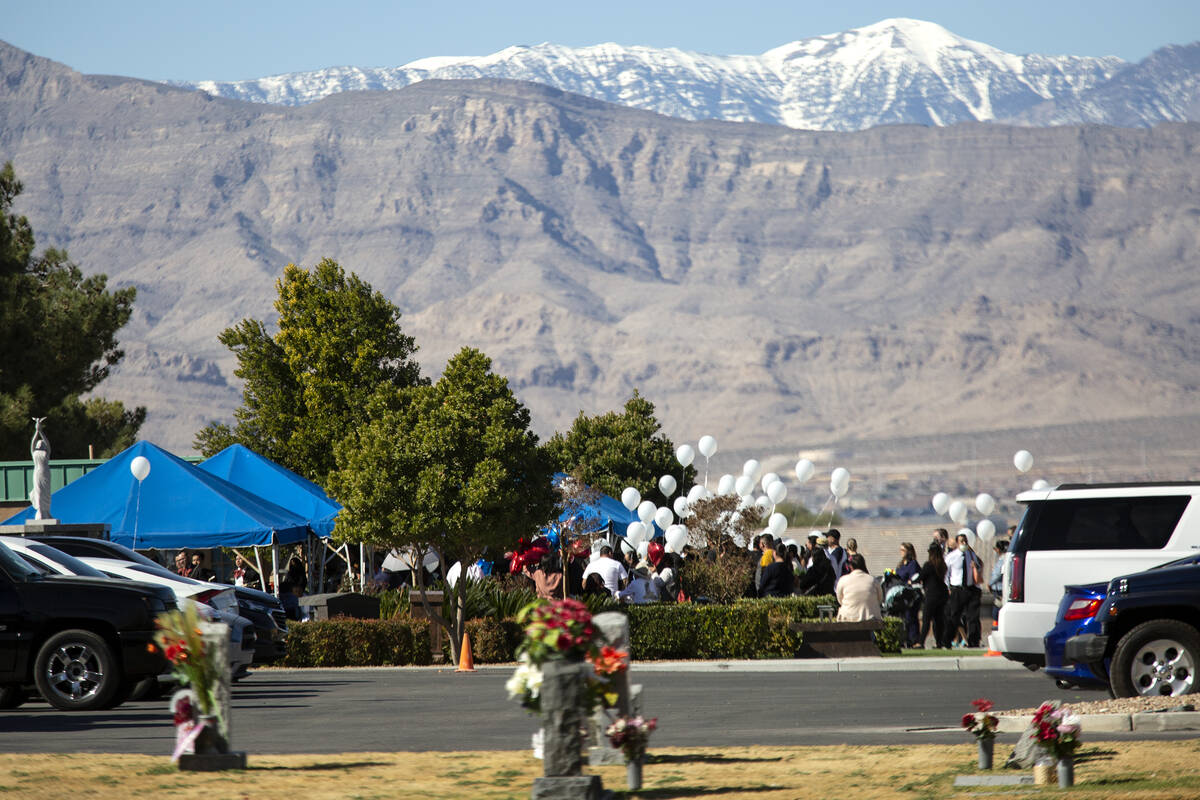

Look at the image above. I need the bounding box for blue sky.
[4,0,1198,82]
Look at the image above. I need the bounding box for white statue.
[29,417,51,520]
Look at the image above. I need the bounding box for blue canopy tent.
[544,475,640,547]
[3,441,311,550]
[198,444,341,537]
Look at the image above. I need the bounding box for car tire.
[0,685,27,709]
[1111,620,1200,698]
[34,629,120,711]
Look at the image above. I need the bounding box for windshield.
[27,543,108,578]
[0,540,41,580]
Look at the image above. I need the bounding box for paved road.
[0,663,1183,754]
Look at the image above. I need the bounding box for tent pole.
[318,536,326,592]
[253,546,267,593]
[271,540,280,599]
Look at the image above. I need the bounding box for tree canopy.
[329,347,558,660]
[194,258,424,486]
[544,391,695,500]
[0,162,143,458]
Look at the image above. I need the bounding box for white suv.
[990,482,1200,668]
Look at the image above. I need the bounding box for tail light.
[1063,598,1102,621]
[1009,555,1024,603]
[193,588,222,606]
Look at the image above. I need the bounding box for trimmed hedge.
[279,600,903,665]
[282,617,432,667]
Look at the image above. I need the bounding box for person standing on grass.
[944,532,983,647]
[989,539,1009,623]
[825,530,848,577]
[917,542,949,648]
[582,545,628,596]
[836,554,882,621]
[896,542,922,647]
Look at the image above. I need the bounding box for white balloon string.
[704,456,710,489]
[132,481,142,551]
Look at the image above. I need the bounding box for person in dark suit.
[189,552,215,582]
[759,542,795,597]
[798,542,836,596]
[825,529,847,576]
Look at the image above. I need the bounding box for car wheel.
[34,629,120,711]
[1111,620,1200,698]
[0,685,27,709]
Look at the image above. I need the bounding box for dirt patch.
[3,742,1200,799]
[999,694,1197,717]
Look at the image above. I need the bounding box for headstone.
[178,621,246,771]
[1007,700,1059,769]
[532,658,607,799]
[588,612,631,766]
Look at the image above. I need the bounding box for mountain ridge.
[1,40,1199,468]
[167,18,1200,131]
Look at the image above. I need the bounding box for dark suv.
[0,539,174,710]
[1065,554,1200,697]
[33,536,288,664]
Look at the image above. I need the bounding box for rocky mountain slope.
[172,18,1200,130]
[2,40,1199,465]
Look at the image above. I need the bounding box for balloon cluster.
[1013,449,1051,491]
[506,537,550,574]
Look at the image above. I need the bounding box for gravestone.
[531,658,605,800]
[588,612,636,766]
[178,621,246,771]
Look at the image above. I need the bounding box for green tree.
[329,347,558,663]
[194,258,424,486]
[0,162,143,458]
[545,391,696,500]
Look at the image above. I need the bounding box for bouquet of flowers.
[1032,702,1082,760]
[516,598,596,663]
[605,714,657,762]
[505,655,545,713]
[151,603,222,721]
[962,698,1000,740]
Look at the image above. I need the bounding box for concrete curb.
[260,656,1026,674]
[996,711,1200,733]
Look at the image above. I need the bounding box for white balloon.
[697,435,718,458]
[976,519,996,543]
[717,474,736,496]
[665,525,688,553]
[975,493,996,516]
[130,456,151,482]
[931,492,950,516]
[742,459,761,481]
[621,487,641,512]
[959,527,976,548]
[794,459,815,484]
[754,495,772,513]
[654,506,674,532]
[948,500,969,525]
[768,512,787,536]
[687,484,706,504]
[658,474,677,498]
[782,538,798,549]
[830,467,850,498]
[626,521,647,545]
[761,472,780,492]
[637,541,650,559]
[676,444,695,467]
[734,475,755,497]
[767,481,787,504]
[1014,450,1034,473]
[637,500,656,524]
[1032,479,1051,491]
[672,496,690,517]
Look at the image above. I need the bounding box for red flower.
[971,698,994,713]
[962,713,976,729]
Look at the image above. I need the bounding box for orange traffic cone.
[456,631,475,672]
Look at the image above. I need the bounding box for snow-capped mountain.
[174,18,1166,131]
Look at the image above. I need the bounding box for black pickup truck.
[0,539,173,710]
[1066,554,1200,698]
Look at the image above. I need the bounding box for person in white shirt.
[943,533,983,647]
[618,564,659,604]
[582,546,628,596]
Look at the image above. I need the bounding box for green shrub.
[462,617,524,663]
[876,616,904,654]
[282,617,431,667]
[376,587,411,619]
[684,556,754,604]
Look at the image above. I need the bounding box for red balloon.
[647,542,665,566]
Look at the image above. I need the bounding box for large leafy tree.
[0,162,143,458]
[194,258,424,486]
[545,391,696,500]
[330,347,558,662]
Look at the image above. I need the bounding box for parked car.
[31,535,288,664]
[0,539,173,711]
[1,537,255,679]
[990,482,1200,668]
[1042,581,1109,690]
[1065,554,1200,697]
